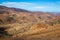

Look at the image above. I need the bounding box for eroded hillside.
[0,6,60,40]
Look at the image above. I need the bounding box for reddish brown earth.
[0,6,60,40]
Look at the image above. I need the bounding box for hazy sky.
[0,0,60,12]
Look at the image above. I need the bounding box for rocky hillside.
[0,6,60,40]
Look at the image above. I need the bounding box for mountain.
[0,6,60,40]
[0,6,30,12]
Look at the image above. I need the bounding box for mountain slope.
[0,6,60,40]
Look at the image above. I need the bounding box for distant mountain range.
[0,6,60,14]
